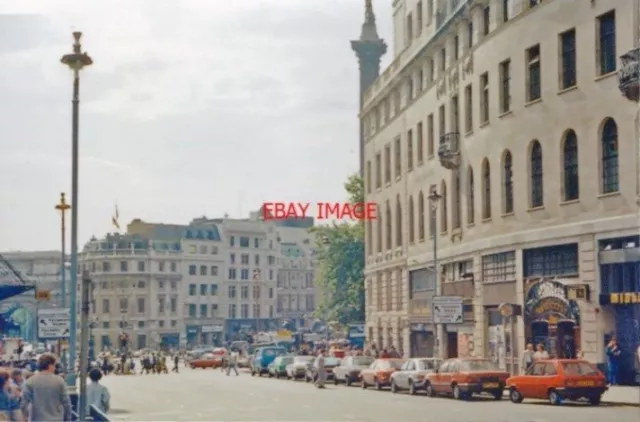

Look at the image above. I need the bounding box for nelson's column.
[351,0,387,176]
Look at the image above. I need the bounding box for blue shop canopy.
[0,284,35,301]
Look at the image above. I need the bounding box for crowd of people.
[0,353,110,421]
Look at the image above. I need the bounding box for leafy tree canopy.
[311,174,365,326]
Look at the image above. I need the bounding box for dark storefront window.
[600,263,640,294]
[481,251,516,282]
[523,244,578,278]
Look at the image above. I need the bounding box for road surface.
[101,368,639,421]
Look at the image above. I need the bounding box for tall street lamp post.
[60,31,92,391]
[428,189,443,359]
[55,192,71,372]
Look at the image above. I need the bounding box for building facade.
[276,226,317,328]
[0,251,68,342]
[362,0,639,377]
[207,218,280,337]
[80,233,184,351]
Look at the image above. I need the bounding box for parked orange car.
[360,358,405,390]
[425,358,509,400]
[189,352,224,369]
[506,359,607,405]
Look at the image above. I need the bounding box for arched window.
[453,171,461,229]
[408,196,415,243]
[418,192,425,240]
[601,118,619,193]
[467,167,475,224]
[440,181,448,232]
[395,196,403,247]
[385,201,392,250]
[376,210,383,253]
[503,150,514,214]
[366,220,373,255]
[563,130,579,201]
[530,141,544,208]
[482,159,491,219]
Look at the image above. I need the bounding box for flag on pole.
[112,205,120,230]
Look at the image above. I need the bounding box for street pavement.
[102,368,640,421]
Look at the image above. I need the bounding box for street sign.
[35,289,51,301]
[37,308,71,339]
[432,296,464,324]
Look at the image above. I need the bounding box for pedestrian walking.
[533,344,549,362]
[521,343,535,373]
[172,354,179,373]
[86,369,110,415]
[606,337,621,385]
[226,350,239,376]
[0,369,24,421]
[20,353,72,422]
[314,350,326,389]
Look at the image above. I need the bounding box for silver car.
[390,358,441,395]
[285,356,315,380]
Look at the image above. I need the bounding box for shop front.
[160,333,180,349]
[185,325,198,347]
[599,235,640,385]
[201,324,224,346]
[523,277,580,359]
[409,323,433,358]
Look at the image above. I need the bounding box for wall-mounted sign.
[566,284,590,301]
[202,325,224,333]
[600,292,640,305]
[432,296,463,324]
[35,290,51,301]
[531,297,569,317]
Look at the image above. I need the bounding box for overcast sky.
[0,0,392,251]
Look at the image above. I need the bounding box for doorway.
[447,332,458,358]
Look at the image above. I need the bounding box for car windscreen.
[263,348,286,357]
[323,358,340,366]
[352,356,375,366]
[460,360,498,371]
[378,360,404,369]
[294,356,314,363]
[281,356,294,365]
[417,359,440,370]
[562,362,599,376]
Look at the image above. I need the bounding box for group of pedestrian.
[363,343,401,359]
[0,353,111,421]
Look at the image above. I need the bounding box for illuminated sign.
[609,292,640,305]
[531,297,569,317]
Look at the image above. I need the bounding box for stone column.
[514,249,526,370]
[472,252,485,357]
[578,236,599,362]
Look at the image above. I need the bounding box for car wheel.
[361,379,367,389]
[268,372,273,378]
[374,378,382,390]
[251,370,255,377]
[346,377,352,387]
[305,376,310,383]
[509,388,524,403]
[425,382,435,397]
[548,389,561,405]
[588,395,602,406]
[492,390,503,400]
[390,380,398,394]
[408,380,416,395]
[453,384,466,400]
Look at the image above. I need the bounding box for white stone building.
[80,232,184,351]
[276,226,317,328]
[362,0,638,373]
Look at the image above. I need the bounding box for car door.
[394,360,409,388]
[401,360,415,389]
[338,357,351,381]
[364,361,377,384]
[432,361,450,393]
[442,361,458,394]
[523,362,546,398]
[538,362,560,398]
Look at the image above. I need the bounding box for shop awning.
[0,284,35,301]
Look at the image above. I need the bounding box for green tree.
[312,174,365,326]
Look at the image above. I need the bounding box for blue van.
[251,346,287,376]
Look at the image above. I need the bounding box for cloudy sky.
[0,0,392,251]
